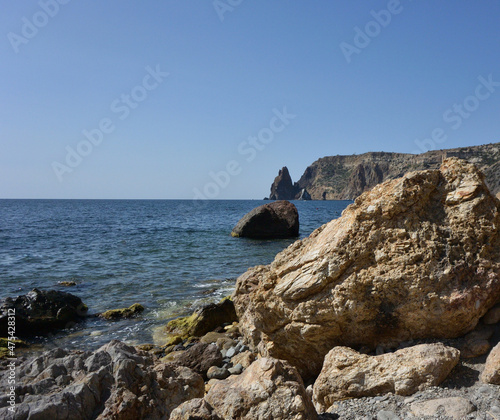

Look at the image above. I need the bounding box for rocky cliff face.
[269,143,500,200]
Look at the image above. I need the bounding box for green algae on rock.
[100,303,145,320]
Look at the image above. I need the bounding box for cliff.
[269,143,500,200]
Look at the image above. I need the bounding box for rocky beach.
[1,158,500,419]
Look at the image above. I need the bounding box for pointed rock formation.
[269,166,299,200]
[234,158,500,380]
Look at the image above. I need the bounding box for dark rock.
[0,340,205,419]
[174,342,223,379]
[269,166,299,200]
[0,289,88,337]
[231,200,299,239]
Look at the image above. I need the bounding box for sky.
[1,0,499,199]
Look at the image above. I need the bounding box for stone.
[228,363,243,375]
[165,298,238,340]
[410,397,476,419]
[57,281,77,286]
[174,342,223,379]
[269,166,299,200]
[203,357,318,419]
[377,411,400,420]
[234,158,500,379]
[99,303,144,320]
[230,350,256,369]
[481,342,500,384]
[312,343,460,412]
[170,398,222,420]
[0,288,88,337]
[0,340,204,419]
[207,366,230,380]
[483,303,500,324]
[231,200,299,239]
[297,188,312,200]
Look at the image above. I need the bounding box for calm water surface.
[0,199,351,350]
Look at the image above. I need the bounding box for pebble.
[228,363,243,375]
[226,347,236,358]
[376,410,399,420]
[207,366,230,380]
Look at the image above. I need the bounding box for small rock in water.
[58,281,77,286]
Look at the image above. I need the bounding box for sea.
[0,199,351,351]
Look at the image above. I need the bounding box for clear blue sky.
[1,1,499,199]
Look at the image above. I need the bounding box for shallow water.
[0,199,351,350]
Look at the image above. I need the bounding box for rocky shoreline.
[1,158,500,419]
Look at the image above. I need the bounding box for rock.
[99,303,144,320]
[0,288,88,337]
[234,158,500,379]
[231,200,299,239]
[460,325,494,358]
[297,188,312,200]
[165,298,238,340]
[57,281,77,286]
[312,343,460,412]
[481,342,500,384]
[170,398,222,420]
[228,363,243,375]
[197,357,318,419]
[0,340,204,419]
[207,366,230,380]
[174,342,223,379]
[269,166,299,200]
[376,411,400,420]
[410,397,476,419]
[230,350,256,369]
[483,303,500,324]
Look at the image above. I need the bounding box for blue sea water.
[0,199,351,350]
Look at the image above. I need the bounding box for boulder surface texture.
[231,200,299,239]
[312,343,460,412]
[171,357,318,419]
[234,158,500,379]
[0,340,204,419]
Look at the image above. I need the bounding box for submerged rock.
[99,303,145,320]
[231,200,299,239]
[0,288,88,337]
[0,340,204,419]
[234,158,500,379]
[312,343,460,412]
